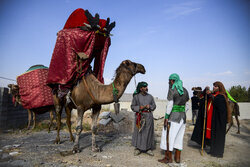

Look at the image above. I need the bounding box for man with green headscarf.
[131,81,156,156]
[158,73,189,164]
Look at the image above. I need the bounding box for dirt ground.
[0,111,250,167]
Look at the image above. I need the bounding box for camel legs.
[48,110,54,133]
[55,104,63,144]
[27,109,32,129]
[31,111,36,130]
[226,115,241,134]
[73,106,84,153]
[235,115,240,134]
[226,119,233,134]
[91,105,101,152]
[65,106,74,142]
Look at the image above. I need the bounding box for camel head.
[191,86,203,99]
[8,84,21,106]
[192,87,202,92]
[118,60,146,76]
[8,84,19,95]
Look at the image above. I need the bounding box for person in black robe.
[191,86,213,147]
[191,81,231,158]
[191,91,200,125]
[191,88,210,147]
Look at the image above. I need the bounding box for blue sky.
[0,0,249,99]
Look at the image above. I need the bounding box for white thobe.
[160,101,189,151]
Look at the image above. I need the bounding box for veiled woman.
[191,81,231,158]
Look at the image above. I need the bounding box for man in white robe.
[158,73,189,164]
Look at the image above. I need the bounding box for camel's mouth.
[137,64,146,74]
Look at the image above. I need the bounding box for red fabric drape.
[12,96,16,104]
[136,110,149,129]
[47,28,110,88]
[17,69,54,109]
[63,8,88,29]
[47,8,111,89]
[63,8,107,31]
[206,99,213,139]
[206,92,219,139]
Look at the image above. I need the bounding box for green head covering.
[133,81,148,96]
[169,73,184,95]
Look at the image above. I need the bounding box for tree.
[228,85,249,102]
[248,87,250,102]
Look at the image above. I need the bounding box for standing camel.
[8,84,56,132]
[53,60,146,153]
[226,100,240,134]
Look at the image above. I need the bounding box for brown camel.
[191,86,240,134]
[226,100,240,134]
[53,60,146,153]
[8,84,56,132]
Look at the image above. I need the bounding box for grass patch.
[32,122,50,132]
[82,122,91,131]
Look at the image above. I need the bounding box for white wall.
[237,103,250,119]
[101,101,250,120]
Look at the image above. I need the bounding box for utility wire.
[0,76,16,82]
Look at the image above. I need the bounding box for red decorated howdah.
[17,69,54,109]
[47,8,112,89]
[63,8,108,31]
[47,27,110,88]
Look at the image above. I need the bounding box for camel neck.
[113,72,133,92]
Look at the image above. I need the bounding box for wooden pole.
[167,122,170,152]
[201,94,207,156]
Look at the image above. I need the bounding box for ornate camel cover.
[17,67,54,109]
[46,8,111,89]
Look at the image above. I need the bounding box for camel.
[53,60,146,153]
[8,84,56,132]
[226,100,240,134]
[191,86,240,134]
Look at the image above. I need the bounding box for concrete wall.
[0,87,27,132]
[101,100,250,120]
[237,103,250,119]
[2,87,248,132]
[0,87,57,132]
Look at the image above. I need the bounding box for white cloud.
[163,1,202,19]
[245,71,250,75]
[206,70,233,76]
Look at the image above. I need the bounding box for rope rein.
[134,75,137,89]
[112,82,119,103]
